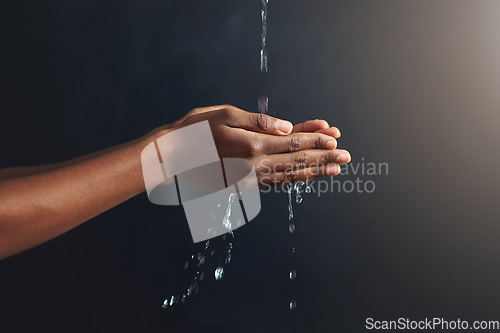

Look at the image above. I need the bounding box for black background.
[1,1,500,332]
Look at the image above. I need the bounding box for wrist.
[136,125,174,151]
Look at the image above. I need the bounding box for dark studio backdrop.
[1,0,500,332]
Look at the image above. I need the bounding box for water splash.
[287,181,311,220]
[223,193,236,229]
[305,181,312,193]
[162,194,238,308]
[294,182,305,204]
[287,184,294,220]
[215,266,224,280]
[260,0,269,72]
[289,300,297,310]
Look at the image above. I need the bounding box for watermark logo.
[259,157,389,196]
[141,120,261,243]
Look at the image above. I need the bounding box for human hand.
[157,105,350,186]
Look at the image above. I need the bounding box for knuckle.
[245,139,263,157]
[314,135,325,149]
[282,170,296,184]
[252,113,271,131]
[219,107,233,120]
[313,164,321,177]
[322,151,336,164]
[293,152,307,170]
[289,136,302,152]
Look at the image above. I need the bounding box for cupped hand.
[164,105,350,186]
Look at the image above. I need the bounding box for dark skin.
[0,105,350,260]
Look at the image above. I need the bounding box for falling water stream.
[163,0,312,311]
[162,194,236,309]
[258,0,314,311]
[260,0,269,73]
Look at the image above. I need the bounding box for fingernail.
[326,139,337,149]
[277,120,293,133]
[336,129,341,138]
[326,164,340,175]
[337,152,351,163]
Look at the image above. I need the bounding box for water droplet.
[196,252,202,260]
[181,294,186,303]
[292,246,296,254]
[183,261,189,270]
[227,242,233,250]
[215,266,224,280]
[225,253,232,264]
[204,240,210,249]
[169,296,176,306]
[198,255,205,266]
[162,299,169,308]
[187,288,192,296]
[289,224,295,233]
[305,181,312,193]
[222,234,227,241]
[210,249,215,256]
[289,300,297,310]
[289,270,296,280]
[294,182,305,204]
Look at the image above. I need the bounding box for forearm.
[0,126,170,180]
[0,129,165,259]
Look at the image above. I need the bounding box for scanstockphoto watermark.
[259,157,389,195]
[365,317,500,331]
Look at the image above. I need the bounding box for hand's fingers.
[258,163,341,186]
[220,106,294,135]
[256,149,350,172]
[315,127,341,138]
[292,119,329,133]
[260,132,338,155]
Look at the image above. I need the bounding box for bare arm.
[0,136,151,260]
[0,105,349,260]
